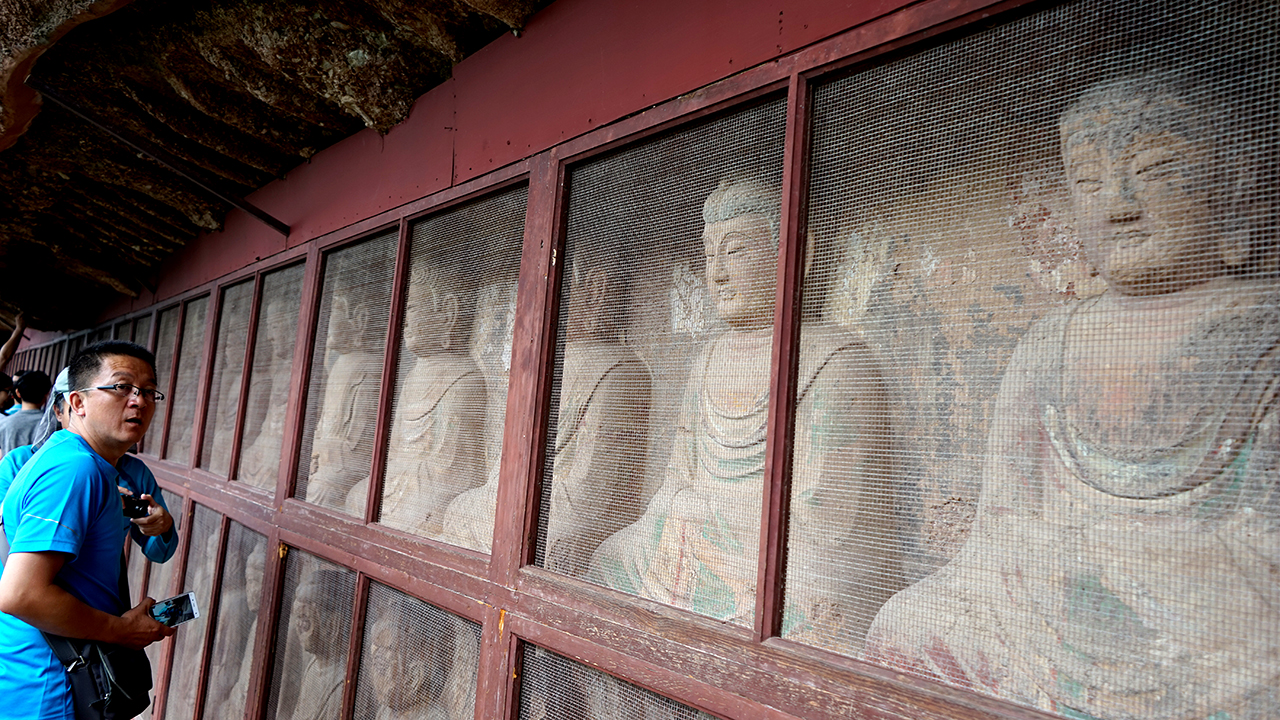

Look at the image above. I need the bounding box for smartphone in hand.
[150,592,200,627]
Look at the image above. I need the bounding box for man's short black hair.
[69,341,157,393]
[14,370,51,405]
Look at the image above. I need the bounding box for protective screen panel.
[265,550,356,720]
[113,321,131,341]
[142,491,182,689]
[164,505,222,720]
[295,233,397,515]
[149,307,180,456]
[518,645,713,720]
[199,523,267,720]
[391,186,526,547]
[165,296,209,464]
[200,280,254,476]
[558,99,787,625]
[799,2,1280,719]
[237,264,305,490]
[351,582,482,720]
[135,315,153,350]
[124,538,148,606]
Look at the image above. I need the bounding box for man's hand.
[114,598,174,650]
[131,494,173,537]
[0,551,172,649]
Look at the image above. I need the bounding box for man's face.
[0,388,13,408]
[1063,101,1219,295]
[703,213,778,329]
[74,355,156,452]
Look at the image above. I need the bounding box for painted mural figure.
[863,76,1280,719]
[436,257,653,578]
[239,297,297,489]
[343,261,486,535]
[588,179,899,650]
[306,285,381,511]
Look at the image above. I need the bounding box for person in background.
[0,314,26,418]
[0,370,50,457]
[0,368,176,564]
[0,341,174,719]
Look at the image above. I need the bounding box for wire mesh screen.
[201,280,254,476]
[518,645,713,720]
[114,321,131,341]
[265,550,356,720]
[237,264,305,490]
[125,537,148,607]
[135,314,153,350]
[789,2,1280,718]
[352,582,482,720]
[199,522,267,720]
[164,505,222,720]
[150,307,181,456]
[559,99,786,623]
[389,186,526,547]
[165,296,209,464]
[295,233,397,514]
[142,493,182,692]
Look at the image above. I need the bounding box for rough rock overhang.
[0,0,547,330]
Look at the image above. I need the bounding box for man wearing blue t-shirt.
[0,341,173,719]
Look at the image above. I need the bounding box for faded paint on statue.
[864,77,1280,719]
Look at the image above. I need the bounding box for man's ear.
[67,390,88,417]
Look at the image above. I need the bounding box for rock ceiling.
[0,0,547,329]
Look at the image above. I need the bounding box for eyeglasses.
[76,383,166,403]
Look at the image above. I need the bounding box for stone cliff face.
[0,0,546,328]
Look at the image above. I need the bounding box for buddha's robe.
[307,351,381,511]
[590,325,899,651]
[436,341,651,563]
[344,355,485,536]
[864,279,1280,719]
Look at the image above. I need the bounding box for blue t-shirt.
[0,431,131,720]
[0,442,177,565]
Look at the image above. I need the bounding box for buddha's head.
[243,540,265,612]
[563,252,627,343]
[367,601,454,712]
[402,255,475,358]
[292,569,347,661]
[701,179,781,329]
[1060,75,1255,295]
[262,297,295,361]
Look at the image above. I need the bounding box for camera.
[121,495,150,519]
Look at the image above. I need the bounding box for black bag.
[41,634,153,720]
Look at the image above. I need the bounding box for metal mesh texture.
[124,535,148,607]
[803,2,1280,718]
[149,307,181,457]
[352,583,482,720]
[113,321,131,341]
[295,233,397,514]
[165,296,209,464]
[265,550,356,720]
[553,99,787,622]
[142,493,182,689]
[135,315,153,349]
[389,186,526,547]
[237,264,305,491]
[201,280,254,476]
[199,522,267,720]
[164,505,222,720]
[517,645,713,720]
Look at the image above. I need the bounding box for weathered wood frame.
[116,0,1073,718]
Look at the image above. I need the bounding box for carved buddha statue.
[588,178,900,653]
[864,76,1280,719]
[343,260,486,535]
